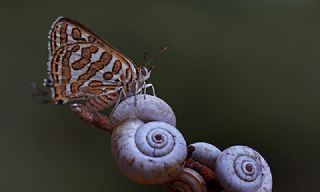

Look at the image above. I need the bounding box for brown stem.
[185,158,223,192]
[69,103,114,134]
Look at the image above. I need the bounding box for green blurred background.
[1,0,319,191]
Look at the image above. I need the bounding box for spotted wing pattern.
[47,17,137,111]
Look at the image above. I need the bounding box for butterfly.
[44,17,154,111]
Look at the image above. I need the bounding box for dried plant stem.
[70,103,114,134]
[185,158,223,192]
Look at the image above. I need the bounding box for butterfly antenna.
[145,47,168,67]
[30,82,53,104]
[30,83,49,97]
[142,51,148,67]
[159,46,169,55]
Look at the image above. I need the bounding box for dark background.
[1,0,319,191]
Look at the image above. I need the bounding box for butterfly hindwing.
[48,17,111,55]
[46,17,138,111]
[48,18,136,103]
[49,42,135,102]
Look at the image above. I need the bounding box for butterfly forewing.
[47,17,138,110]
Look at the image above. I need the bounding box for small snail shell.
[189,142,221,171]
[111,119,187,184]
[111,94,176,127]
[215,145,272,192]
[163,168,207,192]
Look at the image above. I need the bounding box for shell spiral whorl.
[110,95,187,185]
[215,145,272,192]
[135,121,178,157]
[163,168,207,192]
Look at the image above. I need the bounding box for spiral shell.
[189,142,221,171]
[215,145,272,192]
[163,168,207,192]
[111,118,187,185]
[111,94,176,127]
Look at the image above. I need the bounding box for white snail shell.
[110,95,187,185]
[189,142,221,171]
[215,145,272,192]
[111,94,176,127]
[111,119,187,184]
[163,168,207,192]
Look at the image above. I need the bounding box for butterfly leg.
[143,82,147,99]
[134,81,139,106]
[143,83,156,99]
[110,87,124,115]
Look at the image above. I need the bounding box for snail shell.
[163,168,207,192]
[111,94,176,127]
[111,119,187,184]
[189,142,221,171]
[215,145,272,192]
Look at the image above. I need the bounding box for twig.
[185,158,223,192]
[69,103,114,134]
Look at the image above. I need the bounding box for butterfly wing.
[46,17,137,110]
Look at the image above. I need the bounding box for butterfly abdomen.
[85,93,119,111]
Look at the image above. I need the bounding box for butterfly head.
[137,66,152,81]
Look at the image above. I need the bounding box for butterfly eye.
[141,67,148,77]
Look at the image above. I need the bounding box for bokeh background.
[1,0,319,191]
